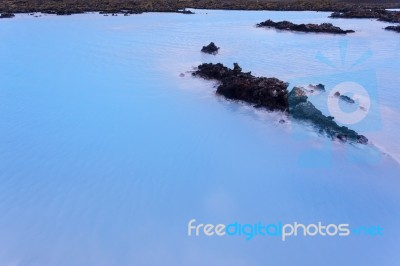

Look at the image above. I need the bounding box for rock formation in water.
[192,63,368,144]
[256,19,355,34]
[385,25,400,33]
[201,42,220,55]
[334,92,355,104]
[309,84,325,91]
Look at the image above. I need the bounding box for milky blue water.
[0,10,400,266]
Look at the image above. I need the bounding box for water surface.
[0,10,400,266]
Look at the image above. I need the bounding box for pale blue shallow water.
[0,10,400,266]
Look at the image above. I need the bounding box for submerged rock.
[334,92,355,104]
[201,42,220,55]
[0,13,15,18]
[193,63,367,144]
[385,25,400,33]
[256,19,354,34]
[288,87,365,143]
[340,95,355,104]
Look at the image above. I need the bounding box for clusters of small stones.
[256,19,354,34]
[385,25,400,33]
[192,62,368,144]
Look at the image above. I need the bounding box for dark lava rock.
[288,87,365,143]
[334,92,355,104]
[177,9,194,14]
[193,63,367,144]
[201,42,220,55]
[0,13,15,18]
[56,10,72,15]
[337,134,348,142]
[233,63,242,75]
[330,9,400,23]
[309,83,325,91]
[340,95,355,104]
[256,19,354,34]
[385,25,400,33]
[193,63,288,111]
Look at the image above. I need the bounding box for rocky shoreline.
[256,20,354,34]
[1,0,399,16]
[192,63,368,144]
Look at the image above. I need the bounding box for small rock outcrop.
[334,92,355,104]
[201,42,220,55]
[385,25,400,33]
[0,13,15,18]
[193,63,367,144]
[309,84,325,91]
[256,19,354,34]
[177,9,194,14]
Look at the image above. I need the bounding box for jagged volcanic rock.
[256,20,354,34]
[193,63,368,144]
[309,84,325,91]
[201,42,220,55]
[288,87,366,143]
[193,63,288,111]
